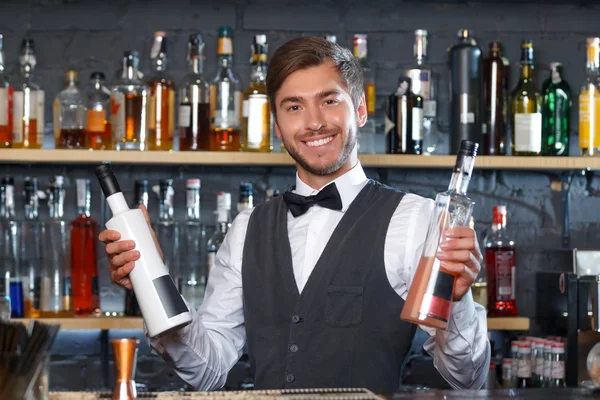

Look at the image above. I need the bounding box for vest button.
[289,344,299,353]
[286,373,295,383]
[291,314,300,323]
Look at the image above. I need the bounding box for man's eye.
[287,105,300,111]
[325,99,338,105]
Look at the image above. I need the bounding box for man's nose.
[304,106,327,131]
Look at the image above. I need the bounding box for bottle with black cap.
[401,140,478,330]
[95,163,191,337]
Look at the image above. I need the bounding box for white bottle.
[95,164,191,337]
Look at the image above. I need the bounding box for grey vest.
[241,180,417,393]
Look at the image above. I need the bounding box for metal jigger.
[111,338,139,400]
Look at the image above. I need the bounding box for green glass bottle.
[542,62,571,156]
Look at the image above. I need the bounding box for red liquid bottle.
[71,178,101,316]
[485,205,517,317]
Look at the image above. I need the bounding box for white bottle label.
[423,100,436,118]
[518,359,531,378]
[13,91,23,143]
[412,107,424,141]
[544,358,552,378]
[178,104,191,128]
[208,251,216,274]
[0,88,8,126]
[186,189,196,208]
[36,90,45,141]
[111,93,125,141]
[514,113,542,153]
[246,94,268,148]
[551,360,565,379]
[535,356,545,376]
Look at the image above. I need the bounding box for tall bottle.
[207,192,231,274]
[354,34,376,116]
[40,176,73,318]
[579,37,600,156]
[483,41,507,155]
[406,30,437,154]
[241,35,271,152]
[112,51,149,151]
[147,32,175,151]
[448,30,483,154]
[542,62,571,156]
[95,164,191,338]
[511,40,543,156]
[179,33,211,151]
[548,342,566,388]
[124,179,148,317]
[21,177,42,318]
[53,70,85,149]
[0,177,23,318]
[71,179,100,316]
[400,140,478,330]
[179,179,206,310]
[0,34,13,148]
[385,76,423,154]
[516,342,533,388]
[210,26,242,152]
[154,179,179,280]
[86,72,113,150]
[484,205,517,317]
[13,38,44,149]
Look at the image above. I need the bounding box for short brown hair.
[266,37,364,119]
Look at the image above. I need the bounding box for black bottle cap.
[457,140,479,157]
[23,176,38,191]
[95,163,122,198]
[90,71,105,80]
[1,176,14,186]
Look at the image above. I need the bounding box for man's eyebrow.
[279,96,303,107]
[316,89,342,99]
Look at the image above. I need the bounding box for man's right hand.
[99,205,163,290]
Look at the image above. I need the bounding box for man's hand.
[436,226,483,301]
[98,205,163,290]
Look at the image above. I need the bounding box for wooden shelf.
[487,317,530,331]
[0,149,599,170]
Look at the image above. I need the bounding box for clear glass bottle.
[40,176,73,317]
[241,34,271,152]
[53,70,85,148]
[0,34,13,148]
[179,33,211,151]
[542,62,571,156]
[534,338,546,387]
[549,342,566,388]
[86,72,112,150]
[112,51,149,151]
[516,341,533,388]
[502,359,512,389]
[0,177,23,318]
[579,37,600,156]
[207,192,231,274]
[210,26,242,152]
[20,177,42,318]
[510,340,520,388]
[13,38,44,149]
[400,140,478,330]
[236,182,254,214]
[154,179,179,279]
[542,340,553,387]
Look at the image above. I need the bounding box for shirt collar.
[293,161,369,212]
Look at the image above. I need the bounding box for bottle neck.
[0,51,5,73]
[158,201,174,222]
[24,204,38,220]
[219,55,232,70]
[250,60,267,83]
[190,56,203,75]
[21,63,33,79]
[49,200,65,219]
[92,78,103,91]
[216,209,231,227]
[1,186,15,219]
[77,198,91,217]
[66,77,77,89]
[153,55,167,73]
[186,187,201,221]
[448,155,475,195]
[520,64,533,80]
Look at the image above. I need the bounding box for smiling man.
[99,36,490,393]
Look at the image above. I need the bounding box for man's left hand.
[436,226,483,302]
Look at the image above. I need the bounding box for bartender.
[99,36,490,393]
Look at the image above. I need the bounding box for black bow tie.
[283,183,343,217]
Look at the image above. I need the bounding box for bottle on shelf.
[207,192,232,274]
[147,32,175,151]
[406,29,437,155]
[385,76,423,154]
[0,34,13,148]
[516,341,533,388]
[237,182,254,214]
[549,341,566,388]
[400,140,478,329]
[502,359,512,389]
[179,33,211,151]
[542,339,553,387]
[86,72,112,150]
[20,177,42,318]
[112,51,149,151]
[71,178,100,316]
[534,338,546,387]
[241,34,271,152]
[40,176,73,318]
[1,177,23,318]
[179,179,206,310]
[53,70,85,149]
[154,179,179,281]
[95,164,191,338]
[210,26,242,152]
[511,40,543,156]
[482,41,507,155]
[542,62,571,156]
[13,38,44,149]
[579,37,600,157]
[448,29,483,154]
[354,34,377,154]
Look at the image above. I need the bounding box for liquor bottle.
[124,179,148,317]
[354,34,376,116]
[385,76,422,154]
[95,164,191,338]
[179,179,207,310]
[210,26,242,152]
[0,177,23,318]
[542,340,553,387]
[448,30,483,154]
[53,70,85,149]
[86,72,112,150]
[241,35,271,152]
[534,338,546,387]
[179,33,210,151]
[237,182,254,214]
[13,38,44,149]
[112,51,149,151]
[483,41,507,155]
[207,192,232,274]
[579,37,600,156]
[40,176,73,317]
[406,29,437,155]
[516,342,533,388]
[21,177,42,318]
[549,342,566,388]
[71,179,100,316]
[0,34,13,148]
[511,40,543,156]
[147,32,175,151]
[400,140,478,329]
[542,62,571,156]
[154,179,179,280]
[484,205,517,317]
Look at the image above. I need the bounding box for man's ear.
[356,94,367,128]
[274,119,282,141]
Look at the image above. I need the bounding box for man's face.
[274,60,367,176]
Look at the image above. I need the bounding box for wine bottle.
[95,164,191,337]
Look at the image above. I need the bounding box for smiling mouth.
[304,135,335,148]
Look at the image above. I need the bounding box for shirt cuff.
[449,289,477,332]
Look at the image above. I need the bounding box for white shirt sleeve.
[384,193,491,390]
[144,209,252,391]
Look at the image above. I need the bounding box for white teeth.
[306,136,333,147]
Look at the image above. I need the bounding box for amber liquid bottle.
[53,70,86,148]
[86,72,113,150]
[483,41,507,155]
[71,179,100,316]
[0,34,13,148]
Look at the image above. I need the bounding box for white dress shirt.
[146,161,490,391]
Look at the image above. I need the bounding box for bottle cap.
[95,163,121,198]
[217,192,232,210]
[1,176,14,186]
[90,71,105,80]
[503,359,512,364]
[186,179,201,189]
[458,29,472,39]
[492,205,507,225]
[188,33,205,59]
[218,26,233,38]
[150,31,167,59]
[489,41,501,52]
[65,69,78,81]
